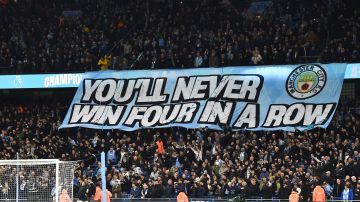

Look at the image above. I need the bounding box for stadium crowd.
[0,0,360,201]
[0,99,359,201]
[0,0,359,73]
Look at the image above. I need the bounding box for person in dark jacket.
[332,178,344,198]
[213,181,224,197]
[227,182,238,198]
[175,180,186,196]
[278,183,291,199]
[248,178,260,198]
[195,182,207,198]
[148,182,164,198]
[77,181,88,201]
[86,178,96,201]
[262,181,274,199]
[355,181,360,200]
[239,181,249,199]
[130,183,141,198]
[163,179,175,198]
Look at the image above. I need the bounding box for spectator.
[110,174,122,198]
[333,178,344,199]
[98,55,111,71]
[106,189,112,202]
[86,179,96,201]
[289,188,299,202]
[141,183,149,198]
[238,181,249,199]
[93,184,112,202]
[77,181,87,202]
[259,168,269,179]
[262,181,274,199]
[278,182,291,200]
[177,191,188,202]
[107,146,117,163]
[208,50,218,67]
[250,50,263,65]
[248,178,260,198]
[163,180,174,198]
[59,189,71,202]
[194,52,204,68]
[341,181,355,201]
[323,180,333,198]
[224,181,235,198]
[355,181,360,200]
[0,93,359,200]
[189,143,203,162]
[312,183,326,202]
[130,183,141,198]
[0,0,359,73]
[93,183,102,202]
[155,138,165,155]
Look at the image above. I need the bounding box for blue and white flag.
[60,64,346,131]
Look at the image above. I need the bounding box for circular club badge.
[286,64,327,99]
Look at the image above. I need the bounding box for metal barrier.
[105,198,360,202]
[299,55,320,63]
[109,199,229,202]
[244,200,360,202]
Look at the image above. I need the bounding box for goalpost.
[0,159,76,202]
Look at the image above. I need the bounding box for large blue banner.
[60,64,346,131]
[345,63,360,79]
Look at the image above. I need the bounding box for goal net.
[0,159,75,202]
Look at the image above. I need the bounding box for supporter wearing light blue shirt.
[323,181,333,198]
[107,146,117,163]
[341,183,354,201]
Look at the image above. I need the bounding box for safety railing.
[109,199,229,202]
[104,197,360,202]
[244,200,360,202]
[299,55,320,63]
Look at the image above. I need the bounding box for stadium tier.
[0,0,359,73]
[0,64,359,202]
[0,0,360,202]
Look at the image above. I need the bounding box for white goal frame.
[0,159,75,202]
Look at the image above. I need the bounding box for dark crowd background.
[0,91,359,201]
[0,0,359,73]
[0,0,360,201]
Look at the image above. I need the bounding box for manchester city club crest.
[286,64,327,99]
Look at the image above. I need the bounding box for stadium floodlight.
[0,159,76,202]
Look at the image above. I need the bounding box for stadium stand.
[0,0,359,73]
[0,0,360,201]
[0,92,359,200]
